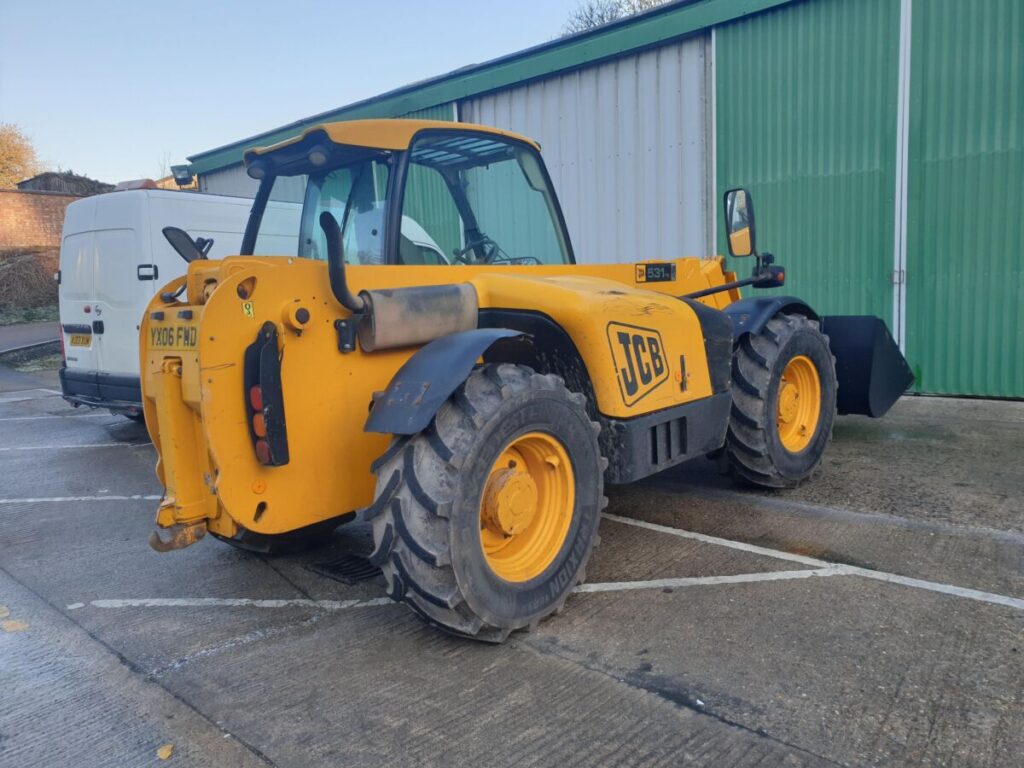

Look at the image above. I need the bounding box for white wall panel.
[462,37,709,264]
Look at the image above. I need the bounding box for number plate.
[148,324,199,351]
[69,334,91,347]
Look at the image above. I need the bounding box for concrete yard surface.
[0,380,1021,767]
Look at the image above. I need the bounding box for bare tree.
[157,151,173,180]
[0,123,42,188]
[562,0,668,35]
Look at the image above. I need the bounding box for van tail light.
[58,331,66,361]
[243,323,289,466]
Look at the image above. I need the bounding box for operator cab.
[241,120,575,267]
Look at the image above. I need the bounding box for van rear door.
[59,227,100,373]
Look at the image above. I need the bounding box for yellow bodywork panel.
[244,118,539,162]
[141,256,740,538]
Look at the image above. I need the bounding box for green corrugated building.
[189,0,1023,398]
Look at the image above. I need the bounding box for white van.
[58,189,299,416]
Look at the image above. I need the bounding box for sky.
[0,0,580,182]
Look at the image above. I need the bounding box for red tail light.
[249,385,263,411]
[254,439,272,464]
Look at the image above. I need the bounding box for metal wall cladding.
[462,37,710,265]
[199,163,259,198]
[716,0,900,322]
[904,0,1024,396]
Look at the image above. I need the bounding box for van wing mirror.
[162,226,211,263]
[723,188,755,257]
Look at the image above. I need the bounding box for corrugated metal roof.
[188,0,795,174]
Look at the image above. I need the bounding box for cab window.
[399,132,571,265]
[252,174,306,256]
[298,157,391,264]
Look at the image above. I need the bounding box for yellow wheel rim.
[776,355,822,453]
[479,432,575,583]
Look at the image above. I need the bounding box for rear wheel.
[725,312,837,488]
[367,363,604,642]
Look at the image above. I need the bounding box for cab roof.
[243,119,539,167]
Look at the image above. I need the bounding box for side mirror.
[162,226,213,263]
[724,188,756,257]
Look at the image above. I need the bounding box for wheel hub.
[776,355,822,453]
[482,468,539,536]
[778,381,800,424]
[479,432,576,583]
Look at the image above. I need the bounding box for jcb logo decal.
[607,322,669,406]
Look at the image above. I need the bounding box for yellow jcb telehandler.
[144,119,912,641]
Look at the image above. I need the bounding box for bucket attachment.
[821,316,914,417]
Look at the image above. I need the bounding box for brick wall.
[0,189,81,249]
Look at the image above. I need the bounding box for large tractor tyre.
[367,363,605,642]
[725,312,837,489]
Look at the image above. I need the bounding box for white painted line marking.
[73,557,1024,615]
[574,568,847,593]
[656,481,1024,546]
[78,572,839,613]
[89,597,394,610]
[602,512,830,567]
[0,413,110,422]
[0,494,162,504]
[838,567,1024,611]
[66,603,84,610]
[604,513,1024,611]
[0,442,152,452]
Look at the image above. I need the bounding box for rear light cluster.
[243,323,290,467]
[248,385,272,463]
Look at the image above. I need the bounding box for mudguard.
[724,295,818,338]
[821,316,914,417]
[365,328,524,435]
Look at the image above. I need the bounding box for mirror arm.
[682,259,785,300]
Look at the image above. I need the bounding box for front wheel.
[367,363,605,642]
[725,312,837,488]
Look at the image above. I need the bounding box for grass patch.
[0,340,62,372]
[11,352,63,372]
[0,303,59,326]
